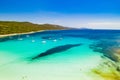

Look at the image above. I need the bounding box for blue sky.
[0,0,120,29]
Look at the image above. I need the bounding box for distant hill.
[0,21,69,35]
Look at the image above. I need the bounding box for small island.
[0,21,68,37]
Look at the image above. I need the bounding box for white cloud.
[87,22,120,29]
[0,13,120,29]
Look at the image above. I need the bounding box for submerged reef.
[89,40,120,62]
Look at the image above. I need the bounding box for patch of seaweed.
[32,43,82,60]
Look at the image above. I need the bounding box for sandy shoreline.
[0,30,45,38]
[0,29,69,38]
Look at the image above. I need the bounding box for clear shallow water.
[0,29,120,80]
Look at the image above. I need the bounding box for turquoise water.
[0,30,120,80]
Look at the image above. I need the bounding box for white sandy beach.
[0,30,45,38]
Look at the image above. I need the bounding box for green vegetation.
[0,21,68,35]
